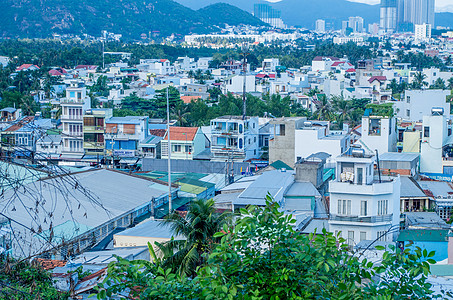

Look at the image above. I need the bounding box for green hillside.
[0,0,264,40]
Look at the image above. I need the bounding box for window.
[360,201,367,216]
[424,126,430,138]
[347,231,354,246]
[377,231,387,242]
[406,96,410,103]
[378,200,388,215]
[185,145,192,153]
[279,124,285,136]
[173,145,181,152]
[360,232,367,241]
[406,109,410,117]
[254,137,256,143]
[337,200,351,215]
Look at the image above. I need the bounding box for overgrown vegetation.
[96,197,443,299]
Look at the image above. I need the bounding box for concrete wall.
[294,129,348,164]
[142,158,250,175]
[269,119,298,167]
[420,115,447,173]
[394,90,450,122]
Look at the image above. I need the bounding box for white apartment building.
[210,116,260,161]
[60,82,91,157]
[394,89,450,122]
[137,59,175,75]
[315,19,326,33]
[359,114,397,155]
[420,111,449,174]
[415,23,431,42]
[222,74,256,94]
[262,58,280,72]
[329,149,401,246]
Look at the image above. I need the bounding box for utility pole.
[102,39,105,70]
[241,42,249,121]
[167,87,172,213]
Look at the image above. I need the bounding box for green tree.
[155,198,231,277]
[412,71,428,89]
[313,94,333,121]
[448,77,453,90]
[430,78,447,90]
[97,198,443,299]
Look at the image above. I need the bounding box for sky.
[264,0,453,13]
[348,0,453,12]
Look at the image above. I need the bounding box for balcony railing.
[330,214,393,223]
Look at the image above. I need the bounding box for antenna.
[167,87,172,213]
[241,42,249,120]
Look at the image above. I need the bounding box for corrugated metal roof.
[285,182,320,197]
[417,181,453,198]
[400,177,427,198]
[235,170,294,206]
[115,219,183,239]
[379,152,419,162]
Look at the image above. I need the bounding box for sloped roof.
[181,96,201,104]
[313,56,339,62]
[16,64,39,71]
[163,127,199,141]
[34,258,66,270]
[368,76,387,83]
[149,129,166,137]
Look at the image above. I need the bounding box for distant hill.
[0,0,264,39]
[199,3,266,27]
[175,0,453,29]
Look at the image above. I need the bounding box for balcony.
[330,214,393,223]
[83,142,104,149]
[211,129,240,136]
[83,126,105,133]
[60,98,85,104]
[63,131,83,137]
[61,115,83,122]
[330,180,395,195]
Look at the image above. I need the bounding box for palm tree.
[156,198,231,277]
[412,71,428,89]
[313,94,333,121]
[431,78,446,90]
[448,77,453,90]
[172,102,190,126]
[332,96,351,127]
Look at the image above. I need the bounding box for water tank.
[351,148,365,157]
[432,107,444,116]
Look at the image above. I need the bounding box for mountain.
[0,0,264,39]
[174,0,453,29]
[199,3,266,27]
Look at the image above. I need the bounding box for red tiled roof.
[163,127,199,141]
[181,96,201,104]
[34,258,66,270]
[368,76,387,83]
[4,116,34,132]
[346,68,356,73]
[16,64,40,71]
[160,59,168,63]
[256,73,276,79]
[149,129,166,137]
[49,69,63,76]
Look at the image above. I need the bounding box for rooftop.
[163,127,199,141]
[379,152,419,162]
[114,219,184,239]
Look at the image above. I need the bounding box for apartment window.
[360,232,367,241]
[337,199,351,215]
[254,136,256,143]
[279,124,285,136]
[185,145,192,153]
[173,145,181,152]
[378,200,388,215]
[360,201,367,216]
[424,127,430,138]
[347,231,354,246]
[377,231,387,242]
[406,109,410,117]
[406,96,410,103]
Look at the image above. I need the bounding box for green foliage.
[97,197,442,299]
[0,256,68,300]
[366,103,394,118]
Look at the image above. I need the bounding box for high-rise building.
[253,4,285,29]
[380,0,397,33]
[414,23,432,41]
[397,0,435,32]
[315,19,326,33]
[348,16,364,33]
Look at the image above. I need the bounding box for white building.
[262,58,280,72]
[197,57,212,70]
[222,74,256,94]
[137,59,175,75]
[210,116,260,161]
[414,23,432,42]
[359,114,397,155]
[0,56,10,67]
[294,121,350,165]
[60,82,91,157]
[315,19,326,33]
[420,111,448,174]
[394,90,450,122]
[329,150,401,246]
